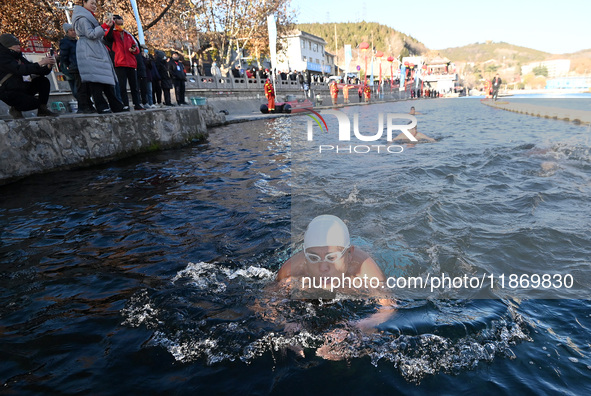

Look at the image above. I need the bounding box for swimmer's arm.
[276,259,291,281]
[352,298,397,334]
[354,258,396,332]
[415,132,435,142]
[276,251,305,281]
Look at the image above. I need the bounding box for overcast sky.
[291,0,590,54]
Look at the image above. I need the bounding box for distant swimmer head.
[304,215,350,250]
[410,106,415,115]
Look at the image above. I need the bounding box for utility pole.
[334,24,338,75]
[54,1,74,24]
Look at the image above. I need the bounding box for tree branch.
[144,0,176,31]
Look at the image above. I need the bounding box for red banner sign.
[22,35,52,54]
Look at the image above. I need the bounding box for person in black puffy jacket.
[59,23,94,113]
[154,50,173,106]
[167,52,187,105]
[0,33,57,118]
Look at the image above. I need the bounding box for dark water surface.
[1,98,591,394]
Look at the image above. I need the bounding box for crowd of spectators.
[0,0,190,119]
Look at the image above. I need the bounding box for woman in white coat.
[72,0,124,113]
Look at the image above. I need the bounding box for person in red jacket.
[104,15,143,110]
[264,78,275,112]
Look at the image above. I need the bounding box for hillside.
[294,23,591,80]
[296,22,428,59]
[439,42,591,76]
[438,42,549,65]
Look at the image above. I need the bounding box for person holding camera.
[104,14,143,111]
[0,34,58,118]
[72,0,124,114]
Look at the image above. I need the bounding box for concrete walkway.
[481,99,591,125]
[219,95,403,124]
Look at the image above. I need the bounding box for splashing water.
[121,261,532,383]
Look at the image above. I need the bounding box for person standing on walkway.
[342,84,354,104]
[492,73,502,101]
[59,23,95,113]
[135,46,150,107]
[329,81,339,105]
[168,52,187,105]
[58,25,76,98]
[298,71,304,90]
[0,33,58,118]
[140,47,154,108]
[364,85,371,102]
[149,53,162,106]
[72,0,124,114]
[105,14,143,110]
[264,78,275,112]
[155,50,173,106]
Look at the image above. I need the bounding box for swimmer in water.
[277,215,396,336]
[277,214,385,286]
[392,106,435,143]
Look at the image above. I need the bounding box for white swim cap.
[303,215,350,249]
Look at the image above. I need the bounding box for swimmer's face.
[304,245,349,278]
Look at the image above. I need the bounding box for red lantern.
[387,57,394,90]
[404,61,409,66]
[375,51,384,58]
[409,63,414,68]
[359,42,370,50]
[422,64,427,70]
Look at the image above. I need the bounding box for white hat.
[303,215,350,249]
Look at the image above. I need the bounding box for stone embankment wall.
[0,106,225,185]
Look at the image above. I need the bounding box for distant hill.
[293,24,591,77]
[565,48,591,58]
[438,42,549,65]
[562,49,591,75]
[438,42,591,75]
[296,22,428,59]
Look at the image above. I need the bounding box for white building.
[521,59,570,78]
[276,30,333,75]
[401,56,458,92]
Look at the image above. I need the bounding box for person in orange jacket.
[342,84,354,104]
[264,78,275,112]
[330,81,339,105]
[364,85,371,102]
[485,80,492,99]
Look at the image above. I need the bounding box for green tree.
[532,65,548,77]
[473,65,482,79]
[485,64,500,74]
